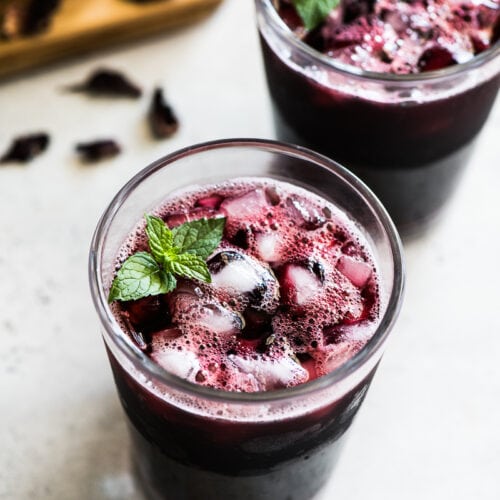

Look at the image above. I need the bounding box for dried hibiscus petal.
[0,133,49,163]
[67,69,142,98]
[417,46,457,72]
[76,140,121,162]
[343,0,376,24]
[302,23,326,52]
[149,88,180,139]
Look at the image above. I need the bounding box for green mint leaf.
[145,214,174,263]
[167,252,212,283]
[108,252,176,302]
[171,217,226,260]
[108,214,225,302]
[291,0,340,30]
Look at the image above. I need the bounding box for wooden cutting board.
[0,0,222,79]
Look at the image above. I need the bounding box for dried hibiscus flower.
[148,88,179,139]
[76,140,121,162]
[67,69,142,99]
[0,133,50,163]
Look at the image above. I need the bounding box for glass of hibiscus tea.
[89,139,404,500]
[256,0,500,236]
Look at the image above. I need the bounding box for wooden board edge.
[0,0,222,79]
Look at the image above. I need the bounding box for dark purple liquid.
[262,1,500,235]
[108,179,383,499]
[109,352,377,500]
[260,37,499,235]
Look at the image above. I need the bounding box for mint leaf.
[291,0,339,30]
[108,252,176,302]
[109,214,225,302]
[172,217,226,260]
[167,253,212,283]
[145,214,174,263]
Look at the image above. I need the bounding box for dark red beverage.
[257,0,500,236]
[109,354,378,500]
[90,141,404,500]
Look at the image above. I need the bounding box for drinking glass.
[89,139,405,500]
[256,0,500,236]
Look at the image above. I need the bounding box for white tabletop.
[1,1,499,499]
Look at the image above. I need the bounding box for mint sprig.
[172,217,226,260]
[145,214,174,264]
[168,252,212,282]
[108,215,226,303]
[291,0,340,30]
[108,252,176,302]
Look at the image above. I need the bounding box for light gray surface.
[0,1,499,499]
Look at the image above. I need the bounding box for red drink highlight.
[113,179,380,393]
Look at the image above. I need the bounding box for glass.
[256,0,500,237]
[89,139,405,500]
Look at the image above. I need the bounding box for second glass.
[89,139,404,500]
[256,0,500,236]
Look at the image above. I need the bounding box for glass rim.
[89,138,405,404]
[256,0,500,83]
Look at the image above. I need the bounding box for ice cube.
[255,232,281,263]
[150,345,201,382]
[336,256,372,288]
[197,304,243,335]
[296,353,318,381]
[220,189,269,220]
[323,323,372,346]
[169,290,243,335]
[208,251,279,311]
[211,255,262,294]
[228,354,308,391]
[280,264,322,306]
[286,197,325,230]
[322,342,361,373]
[223,365,260,392]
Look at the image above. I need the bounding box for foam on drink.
[112,178,381,393]
[276,0,499,74]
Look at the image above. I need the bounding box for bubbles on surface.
[113,178,381,393]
